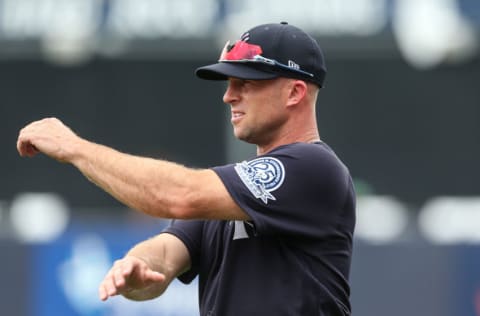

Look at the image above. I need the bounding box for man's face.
[223,77,291,145]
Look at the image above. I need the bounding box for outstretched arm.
[17,117,249,221]
[99,233,190,301]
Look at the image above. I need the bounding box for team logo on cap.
[234,157,285,204]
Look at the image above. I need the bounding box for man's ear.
[286,80,308,107]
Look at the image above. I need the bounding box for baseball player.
[17,22,355,315]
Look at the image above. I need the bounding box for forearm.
[70,139,196,218]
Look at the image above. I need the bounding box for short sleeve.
[162,219,204,284]
[212,143,354,239]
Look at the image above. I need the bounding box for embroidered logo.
[288,60,300,70]
[234,157,285,204]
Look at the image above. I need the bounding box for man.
[17,22,355,315]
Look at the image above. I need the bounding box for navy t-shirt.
[163,142,356,316]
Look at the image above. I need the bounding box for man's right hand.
[17,117,83,163]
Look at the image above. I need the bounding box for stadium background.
[0,0,479,315]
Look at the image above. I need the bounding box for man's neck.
[256,130,320,155]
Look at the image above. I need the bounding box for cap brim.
[195,62,279,81]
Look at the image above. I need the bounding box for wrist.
[69,138,99,170]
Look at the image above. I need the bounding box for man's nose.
[223,81,240,104]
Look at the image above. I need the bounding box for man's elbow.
[166,191,205,219]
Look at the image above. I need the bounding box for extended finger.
[113,266,127,288]
[99,283,109,301]
[102,270,120,298]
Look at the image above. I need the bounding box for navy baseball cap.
[195,22,327,87]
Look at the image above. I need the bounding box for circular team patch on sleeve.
[234,157,285,204]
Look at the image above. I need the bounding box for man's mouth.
[231,111,245,123]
